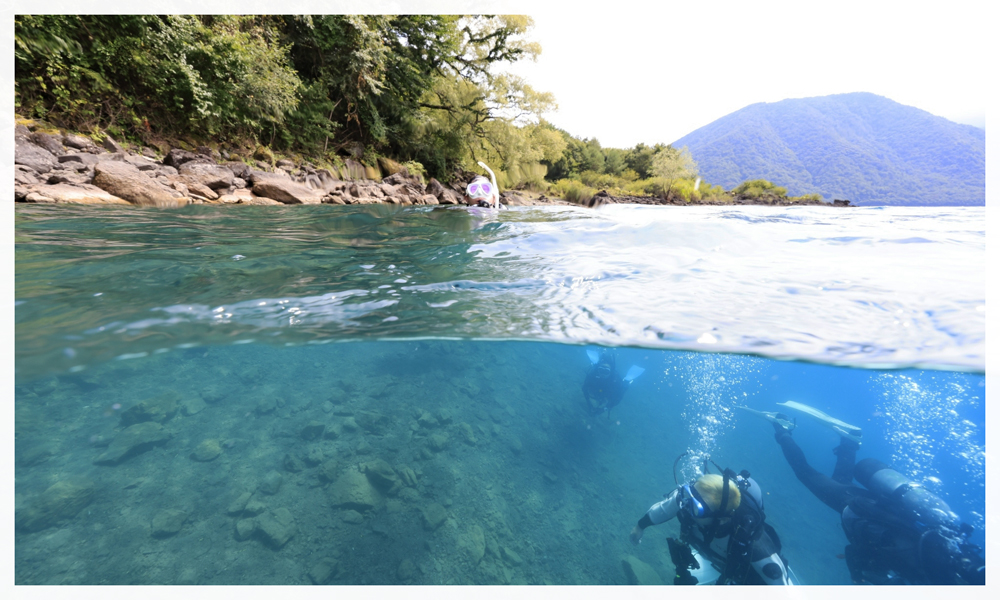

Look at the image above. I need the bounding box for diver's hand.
[630,526,644,546]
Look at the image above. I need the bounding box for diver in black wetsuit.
[629,468,794,585]
[582,350,629,417]
[768,414,985,585]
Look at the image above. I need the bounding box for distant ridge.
[672,92,985,206]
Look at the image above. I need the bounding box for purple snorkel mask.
[466,177,493,200]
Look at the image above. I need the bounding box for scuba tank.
[853,458,959,531]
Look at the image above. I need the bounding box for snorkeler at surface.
[581,349,643,418]
[465,161,504,209]
[629,465,795,585]
[740,402,985,585]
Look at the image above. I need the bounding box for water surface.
[14,204,985,585]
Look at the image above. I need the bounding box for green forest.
[15,14,820,204]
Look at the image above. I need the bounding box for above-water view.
[13,204,985,585]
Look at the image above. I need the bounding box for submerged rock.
[255,397,277,415]
[226,491,252,515]
[191,439,222,462]
[340,510,364,524]
[243,498,267,517]
[180,395,206,416]
[300,421,325,440]
[260,470,283,495]
[328,469,380,512]
[309,558,339,584]
[257,508,296,548]
[283,453,305,473]
[422,503,447,531]
[397,558,417,582]
[235,518,257,541]
[151,508,188,538]
[416,411,439,428]
[94,422,172,465]
[317,459,340,483]
[458,524,486,564]
[304,445,324,466]
[427,432,449,452]
[458,422,478,445]
[355,410,386,434]
[397,465,418,488]
[120,392,179,426]
[621,555,664,585]
[15,476,96,532]
[362,459,398,492]
[501,546,524,565]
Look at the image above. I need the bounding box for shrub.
[732,179,788,198]
[550,179,596,204]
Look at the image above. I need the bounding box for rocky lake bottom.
[16,341,715,585]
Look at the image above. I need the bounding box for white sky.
[502,0,989,147]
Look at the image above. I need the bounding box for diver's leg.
[774,426,854,513]
[831,437,860,485]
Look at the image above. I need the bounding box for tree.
[651,145,698,200]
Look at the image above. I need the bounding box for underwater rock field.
[16,341,706,585]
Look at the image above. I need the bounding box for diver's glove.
[772,413,794,440]
[629,525,644,546]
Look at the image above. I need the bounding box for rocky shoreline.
[14,120,849,208]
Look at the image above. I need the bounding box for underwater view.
[13,203,985,585]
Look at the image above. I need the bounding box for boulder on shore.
[252,178,323,204]
[93,161,185,207]
[15,139,58,174]
[180,162,235,190]
[23,183,130,205]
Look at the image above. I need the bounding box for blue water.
[13,204,985,585]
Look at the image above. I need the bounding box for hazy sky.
[502,0,988,148]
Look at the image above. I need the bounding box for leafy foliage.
[14,14,558,181]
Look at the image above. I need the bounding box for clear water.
[13,204,985,585]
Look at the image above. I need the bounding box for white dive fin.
[689,547,722,585]
[737,406,796,431]
[624,365,645,382]
[776,400,862,443]
[586,349,600,365]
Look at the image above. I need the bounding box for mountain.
[672,92,985,206]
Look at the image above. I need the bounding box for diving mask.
[466,178,493,200]
[679,483,713,519]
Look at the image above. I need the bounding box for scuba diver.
[465,161,504,209]
[740,401,985,585]
[629,458,795,585]
[582,349,643,418]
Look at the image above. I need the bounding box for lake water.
[13,203,985,585]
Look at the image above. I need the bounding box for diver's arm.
[630,489,681,544]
